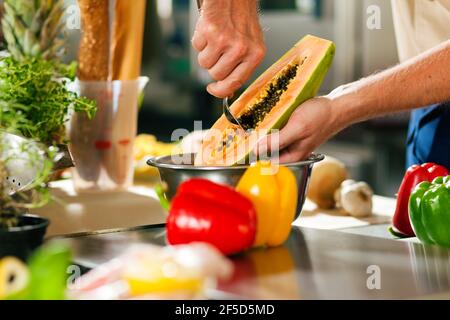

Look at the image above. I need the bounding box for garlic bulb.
[334,180,373,217]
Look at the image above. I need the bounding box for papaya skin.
[196,35,335,166]
[269,40,335,133]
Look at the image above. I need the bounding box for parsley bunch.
[0,56,96,144]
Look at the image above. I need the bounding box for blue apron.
[406,102,450,169]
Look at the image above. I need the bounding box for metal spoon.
[223,97,247,132]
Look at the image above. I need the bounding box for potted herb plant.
[0,131,55,260]
[0,0,96,259]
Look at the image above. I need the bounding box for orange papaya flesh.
[195,35,335,167]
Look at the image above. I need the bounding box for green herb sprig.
[0,56,96,144]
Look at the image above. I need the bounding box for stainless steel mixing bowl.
[147,153,324,219]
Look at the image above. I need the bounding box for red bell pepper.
[167,179,257,255]
[392,163,449,237]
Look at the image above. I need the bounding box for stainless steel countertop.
[62,225,450,300]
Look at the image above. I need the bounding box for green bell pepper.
[409,176,450,247]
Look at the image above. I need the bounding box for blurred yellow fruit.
[134,134,181,179]
[123,255,203,296]
[0,257,29,299]
[307,156,348,209]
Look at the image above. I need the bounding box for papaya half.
[195,35,335,166]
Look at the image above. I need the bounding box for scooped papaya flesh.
[238,62,300,131]
[196,35,335,166]
[206,61,302,164]
[215,62,300,154]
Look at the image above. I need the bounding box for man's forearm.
[200,0,259,19]
[329,40,450,129]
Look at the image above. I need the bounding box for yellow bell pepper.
[236,161,298,247]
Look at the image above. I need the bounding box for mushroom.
[334,180,373,217]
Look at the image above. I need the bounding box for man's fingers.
[207,47,247,81]
[207,81,241,98]
[256,132,279,157]
[277,124,301,150]
[279,141,311,164]
[257,121,303,156]
[257,134,310,164]
[191,31,207,52]
[207,59,259,98]
[279,148,303,164]
[198,45,224,70]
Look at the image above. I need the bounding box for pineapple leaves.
[3,0,65,61]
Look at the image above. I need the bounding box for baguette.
[73,0,110,186]
[106,0,146,185]
[77,0,110,81]
[110,0,147,80]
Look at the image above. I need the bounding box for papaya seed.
[238,63,299,131]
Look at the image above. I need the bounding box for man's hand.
[257,97,342,163]
[192,0,266,98]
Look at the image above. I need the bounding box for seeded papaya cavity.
[196,35,335,166]
[238,62,301,131]
[214,62,300,154]
[217,130,238,153]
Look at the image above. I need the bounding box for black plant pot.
[0,215,50,261]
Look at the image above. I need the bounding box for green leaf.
[30,7,45,34]
[25,243,72,300]
[0,57,97,144]
[155,184,171,211]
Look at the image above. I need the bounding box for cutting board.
[294,196,396,230]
